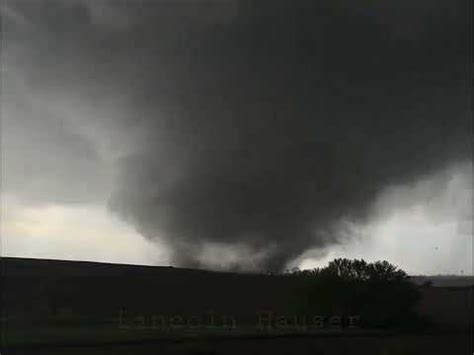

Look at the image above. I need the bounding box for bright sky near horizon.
[3,164,472,274]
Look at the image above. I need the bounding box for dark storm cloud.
[4,0,470,270]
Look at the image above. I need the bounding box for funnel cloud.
[3,0,471,271]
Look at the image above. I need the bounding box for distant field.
[410,275,474,287]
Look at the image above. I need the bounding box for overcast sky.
[1,0,472,274]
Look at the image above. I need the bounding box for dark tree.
[291,259,423,329]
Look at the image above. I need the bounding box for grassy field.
[5,333,471,355]
[2,257,472,354]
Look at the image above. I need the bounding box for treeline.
[284,259,426,330]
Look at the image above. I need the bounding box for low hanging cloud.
[3,0,470,271]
